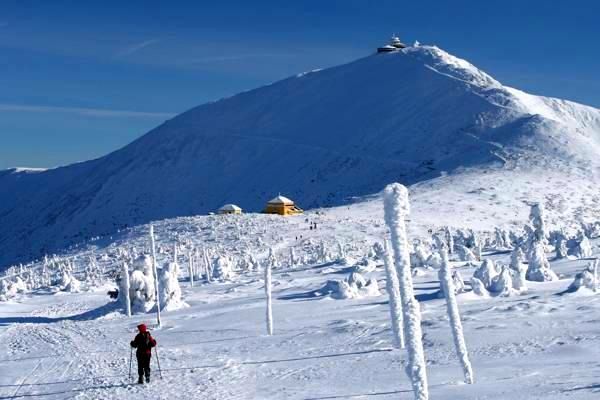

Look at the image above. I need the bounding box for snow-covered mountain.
[1,45,600,269]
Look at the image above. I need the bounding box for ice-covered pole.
[594,259,599,293]
[383,183,428,400]
[374,241,405,349]
[122,262,131,317]
[150,225,162,328]
[264,262,273,335]
[188,250,194,288]
[440,250,474,384]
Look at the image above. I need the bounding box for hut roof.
[219,204,242,211]
[267,195,294,205]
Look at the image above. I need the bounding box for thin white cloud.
[0,103,175,119]
[116,39,159,57]
[185,53,295,66]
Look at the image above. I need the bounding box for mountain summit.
[1,45,599,268]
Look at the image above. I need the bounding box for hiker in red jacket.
[130,323,157,384]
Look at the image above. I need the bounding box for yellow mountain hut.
[263,195,303,216]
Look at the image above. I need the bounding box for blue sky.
[1,0,599,169]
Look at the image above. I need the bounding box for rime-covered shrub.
[529,204,547,242]
[490,266,515,296]
[554,234,568,259]
[567,263,597,293]
[212,256,235,280]
[456,245,478,262]
[129,255,156,312]
[322,272,380,299]
[410,241,431,268]
[438,268,466,297]
[159,262,185,311]
[470,277,489,297]
[473,259,499,288]
[426,252,443,269]
[571,235,593,259]
[526,242,557,282]
[60,271,81,293]
[509,248,528,292]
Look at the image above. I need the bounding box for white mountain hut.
[218,204,243,215]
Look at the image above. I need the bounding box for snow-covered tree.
[445,227,454,254]
[474,241,482,261]
[411,241,431,269]
[529,203,548,245]
[493,228,511,250]
[129,254,156,312]
[554,233,568,259]
[470,277,489,297]
[425,252,443,269]
[383,183,429,400]
[212,256,234,280]
[336,241,346,261]
[439,250,474,384]
[509,248,527,292]
[119,263,132,317]
[374,242,404,349]
[323,272,380,299]
[456,245,477,262]
[490,265,515,296]
[159,261,184,311]
[567,262,598,292]
[59,269,81,293]
[572,234,593,259]
[204,249,213,282]
[526,242,557,282]
[289,247,297,267]
[0,279,14,301]
[473,259,499,288]
[432,233,446,252]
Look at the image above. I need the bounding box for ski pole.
[154,346,163,379]
[128,347,133,381]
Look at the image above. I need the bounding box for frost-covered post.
[150,225,162,328]
[289,247,296,267]
[594,259,599,293]
[264,262,273,336]
[204,249,212,282]
[440,250,474,384]
[383,183,429,400]
[121,263,131,317]
[188,250,194,287]
[374,241,404,349]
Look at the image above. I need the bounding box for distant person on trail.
[130,324,157,384]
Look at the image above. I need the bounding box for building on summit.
[377,35,407,53]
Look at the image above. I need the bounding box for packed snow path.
[2,253,600,399]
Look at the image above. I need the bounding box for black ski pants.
[137,353,151,380]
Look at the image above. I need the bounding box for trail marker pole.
[150,225,162,328]
[154,346,164,379]
[128,347,133,382]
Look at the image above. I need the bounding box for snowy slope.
[1,45,600,268]
[2,211,600,399]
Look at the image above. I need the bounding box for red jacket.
[130,331,156,356]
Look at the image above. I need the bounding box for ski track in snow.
[3,243,600,399]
